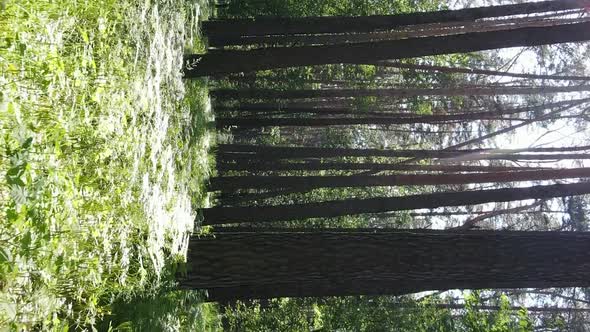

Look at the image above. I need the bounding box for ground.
[0,0,217,330]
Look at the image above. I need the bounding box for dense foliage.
[0,0,212,329]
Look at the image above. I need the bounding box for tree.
[185,21,590,76]
[182,229,590,300]
[378,62,590,81]
[211,85,590,100]
[218,161,546,172]
[217,144,590,161]
[203,0,587,43]
[202,181,590,224]
[210,167,590,191]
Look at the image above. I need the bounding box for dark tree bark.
[201,181,590,224]
[217,161,547,172]
[217,144,590,161]
[434,303,590,313]
[410,210,565,217]
[214,116,462,128]
[210,85,590,100]
[207,14,585,47]
[186,21,590,76]
[181,229,590,300]
[209,167,590,191]
[453,200,545,230]
[215,98,586,117]
[203,0,586,39]
[215,98,584,128]
[379,62,590,81]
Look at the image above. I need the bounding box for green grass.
[0,0,215,330]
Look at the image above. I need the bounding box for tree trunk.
[181,229,590,300]
[211,15,588,47]
[217,144,590,161]
[217,161,547,172]
[203,0,586,38]
[210,85,590,100]
[215,98,586,117]
[379,62,590,81]
[434,303,590,313]
[454,200,545,230]
[201,181,590,224]
[186,21,590,76]
[410,210,565,217]
[209,167,590,191]
[215,98,583,128]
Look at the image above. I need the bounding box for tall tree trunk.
[409,210,565,217]
[201,181,590,224]
[454,200,545,230]
[210,85,590,100]
[186,21,590,76]
[379,62,590,81]
[217,144,590,161]
[211,15,587,47]
[210,167,590,191]
[181,229,590,300]
[203,0,586,39]
[216,97,587,128]
[434,303,590,313]
[215,98,586,116]
[217,161,547,172]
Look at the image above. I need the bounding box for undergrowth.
[0,0,214,329]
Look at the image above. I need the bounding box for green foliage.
[99,289,221,332]
[460,292,533,332]
[220,0,444,18]
[0,0,213,329]
[221,294,535,332]
[225,298,317,331]
[318,296,455,331]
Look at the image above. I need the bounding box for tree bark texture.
[201,181,590,224]
[209,167,590,191]
[202,0,586,38]
[186,21,590,76]
[217,161,546,172]
[379,62,590,81]
[207,15,587,47]
[210,85,590,100]
[182,229,590,300]
[214,98,586,117]
[217,144,590,161]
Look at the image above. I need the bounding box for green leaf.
[55,254,64,273]
[20,231,32,253]
[114,321,133,331]
[6,163,26,179]
[10,185,27,204]
[78,27,90,44]
[0,247,9,264]
[6,208,17,221]
[21,137,33,150]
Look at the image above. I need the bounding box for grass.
[0,0,215,330]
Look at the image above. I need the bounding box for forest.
[3,0,590,331]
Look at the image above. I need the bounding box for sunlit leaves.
[1,0,212,329]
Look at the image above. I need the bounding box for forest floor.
[0,0,219,330]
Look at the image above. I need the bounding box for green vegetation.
[0,0,213,329]
[221,293,533,331]
[4,0,589,330]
